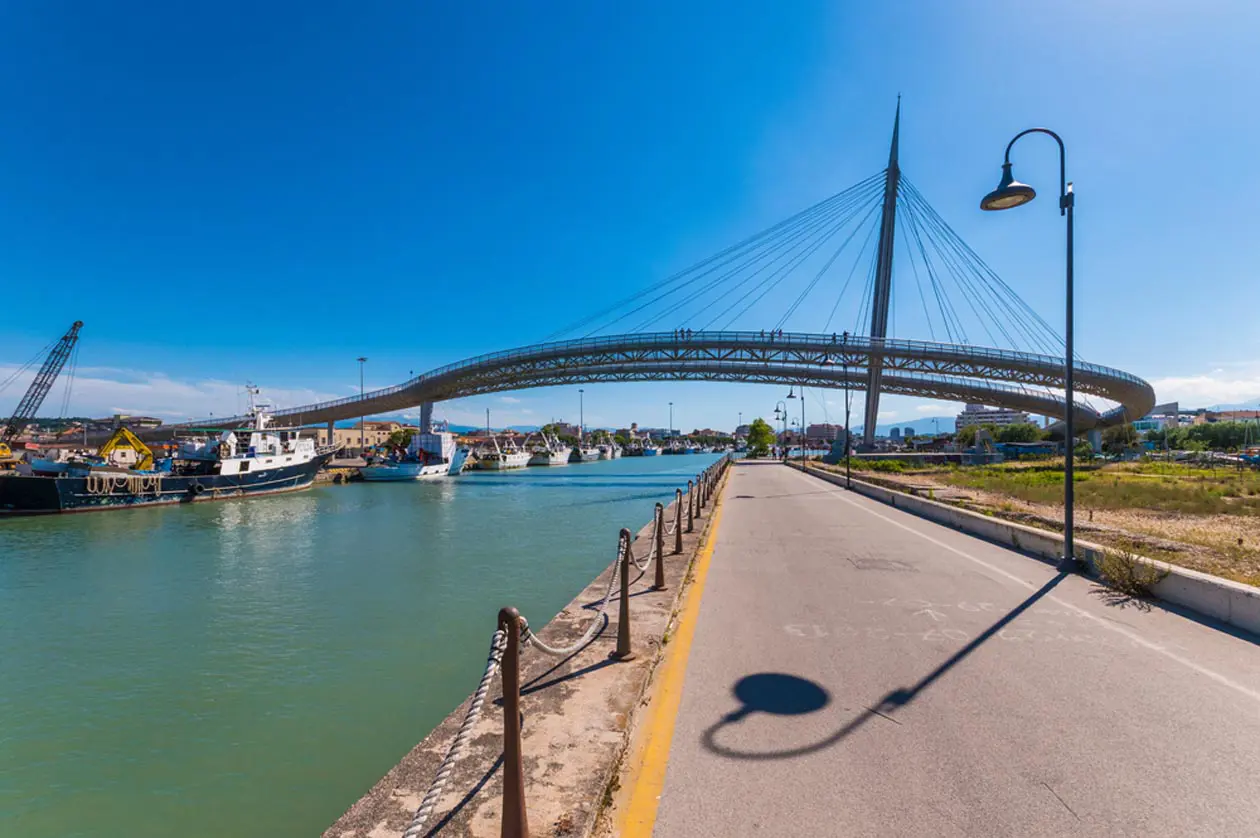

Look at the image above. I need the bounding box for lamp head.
[980,162,1036,211]
[787,386,796,399]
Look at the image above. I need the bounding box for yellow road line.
[618,488,726,836]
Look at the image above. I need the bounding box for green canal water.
[0,453,721,838]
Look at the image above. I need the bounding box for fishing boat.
[528,432,572,466]
[474,436,531,470]
[0,390,337,515]
[570,443,601,463]
[359,421,463,481]
[641,440,660,456]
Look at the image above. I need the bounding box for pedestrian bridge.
[185,330,1153,435]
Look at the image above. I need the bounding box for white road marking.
[821,485,1260,704]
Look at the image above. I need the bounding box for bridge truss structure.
[184,330,1153,439]
[174,103,1152,442]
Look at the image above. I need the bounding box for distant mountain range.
[853,417,957,437]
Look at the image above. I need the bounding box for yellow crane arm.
[98,426,154,470]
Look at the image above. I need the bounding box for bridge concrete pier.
[626,462,1260,837]
[419,401,434,432]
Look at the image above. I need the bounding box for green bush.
[1096,548,1169,599]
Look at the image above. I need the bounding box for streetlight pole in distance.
[356,356,368,455]
[842,331,852,488]
[980,127,1076,573]
[774,400,788,462]
[669,401,673,441]
[579,388,585,443]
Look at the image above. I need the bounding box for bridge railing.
[192,330,1148,427]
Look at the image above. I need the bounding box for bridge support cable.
[541,185,856,341]
[821,200,883,334]
[902,185,1039,352]
[773,197,884,331]
[902,179,1064,356]
[546,172,886,340]
[899,189,1011,349]
[904,178,1063,352]
[619,189,877,334]
[637,177,886,333]
[0,337,59,398]
[712,193,885,330]
[897,189,968,344]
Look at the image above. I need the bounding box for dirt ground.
[813,463,1260,588]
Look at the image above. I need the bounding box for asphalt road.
[653,462,1260,837]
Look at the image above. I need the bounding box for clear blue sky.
[3,2,1258,430]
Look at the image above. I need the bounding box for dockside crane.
[0,321,84,460]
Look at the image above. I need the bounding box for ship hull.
[359,461,451,481]
[528,450,571,466]
[0,452,335,515]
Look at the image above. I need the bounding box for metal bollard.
[674,489,683,554]
[497,607,530,838]
[686,480,695,532]
[611,529,636,661]
[653,503,667,590]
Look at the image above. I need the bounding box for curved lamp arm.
[1004,128,1069,215]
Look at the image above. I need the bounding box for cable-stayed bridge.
[187,104,1153,438]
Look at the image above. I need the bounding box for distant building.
[88,414,163,432]
[805,423,843,442]
[734,424,751,437]
[890,428,901,440]
[309,420,402,453]
[955,403,1030,430]
[1201,409,1260,424]
[551,422,582,437]
[903,426,915,438]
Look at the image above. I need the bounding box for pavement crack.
[1041,781,1080,821]
[865,705,902,726]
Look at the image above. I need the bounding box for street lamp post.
[356,356,368,455]
[786,386,797,460]
[980,127,1076,573]
[774,400,788,461]
[842,331,852,488]
[669,401,674,441]
[579,388,585,443]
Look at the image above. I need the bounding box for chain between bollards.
[674,489,683,554]
[610,528,636,662]
[653,503,667,590]
[686,480,695,532]
[497,607,530,838]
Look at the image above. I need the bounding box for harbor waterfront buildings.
[954,402,1031,430]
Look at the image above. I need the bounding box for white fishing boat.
[641,441,660,456]
[528,432,572,466]
[570,444,600,463]
[475,436,531,470]
[359,421,463,482]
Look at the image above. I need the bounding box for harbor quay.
[325,458,733,837]
[325,459,1260,837]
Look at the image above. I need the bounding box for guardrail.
[399,455,733,838]
[184,330,1151,429]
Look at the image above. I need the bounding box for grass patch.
[935,462,1260,516]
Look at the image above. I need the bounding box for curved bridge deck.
[179,331,1153,435]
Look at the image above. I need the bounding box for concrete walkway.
[651,462,1260,837]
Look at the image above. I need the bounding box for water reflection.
[0,453,723,838]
